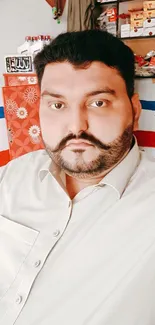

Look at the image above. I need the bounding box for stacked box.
[106,7,117,36]
[130,11,144,37]
[143,1,155,35]
[121,24,130,38]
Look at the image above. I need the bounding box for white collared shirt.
[0,140,155,325]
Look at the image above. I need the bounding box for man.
[0,30,155,325]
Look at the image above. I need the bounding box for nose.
[68,107,88,135]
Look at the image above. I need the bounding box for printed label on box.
[4,55,33,73]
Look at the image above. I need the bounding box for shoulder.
[0,150,48,184]
[137,151,155,190]
[140,151,155,177]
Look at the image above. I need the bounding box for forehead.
[41,61,127,95]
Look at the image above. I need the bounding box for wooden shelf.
[135,75,155,79]
[98,0,136,3]
[120,36,155,40]
[99,1,117,4]
[119,0,142,2]
[122,37,155,55]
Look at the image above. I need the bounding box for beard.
[43,124,134,179]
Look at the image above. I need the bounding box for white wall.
[0,0,68,88]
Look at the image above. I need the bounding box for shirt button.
[53,229,60,237]
[34,260,41,268]
[16,295,22,304]
[68,201,72,208]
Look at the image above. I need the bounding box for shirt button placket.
[68,201,72,208]
[53,229,60,237]
[15,295,22,305]
[34,260,41,268]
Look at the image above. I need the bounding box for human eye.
[90,100,109,108]
[48,102,65,110]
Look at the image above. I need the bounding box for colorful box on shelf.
[143,9,155,18]
[131,19,144,29]
[143,1,155,11]
[121,24,130,38]
[143,17,155,27]
[17,42,30,55]
[130,11,144,32]
[107,8,117,22]
[2,84,44,161]
[130,27,144,37]
[3,73,38,87]
[121,23,131,31]
[107,22,117,36]
[143,26,155,35]
[150,56,155,65]
[121,31,130,37]
[130,10,144,20]
[30,37,45,58]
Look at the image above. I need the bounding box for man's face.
[40,61,141,178]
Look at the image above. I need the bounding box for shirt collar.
[39,137,140,198]
[39,153,66,187]
[99,137,140,198]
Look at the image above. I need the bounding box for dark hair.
[34,30,135,98]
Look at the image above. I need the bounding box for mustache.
[52,132,111,153]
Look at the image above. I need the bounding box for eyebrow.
[85,88,116,97]
[41,90,64,98]
[41,87,116,99]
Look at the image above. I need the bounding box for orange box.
[3,73,38,87]
[2,84,44,160]
[149,57,155,65]
[107,8,117,22]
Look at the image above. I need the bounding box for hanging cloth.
[67,0,102,31]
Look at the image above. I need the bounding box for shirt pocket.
[0,214,39,299]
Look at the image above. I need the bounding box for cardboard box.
[143,26,155,35]
[121,23,131,31]
[107,8,117,22]
[131,19,144,28]
[107,25,117,36]
[17,42,30,55]
[130,11,144,20]
[130,28,144,37]
[143,17,155,27]
[3,73,37,87]
[143,1,155,10]
[149,56,155,65]
[143,9,155,18]
[121,30,130,38]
